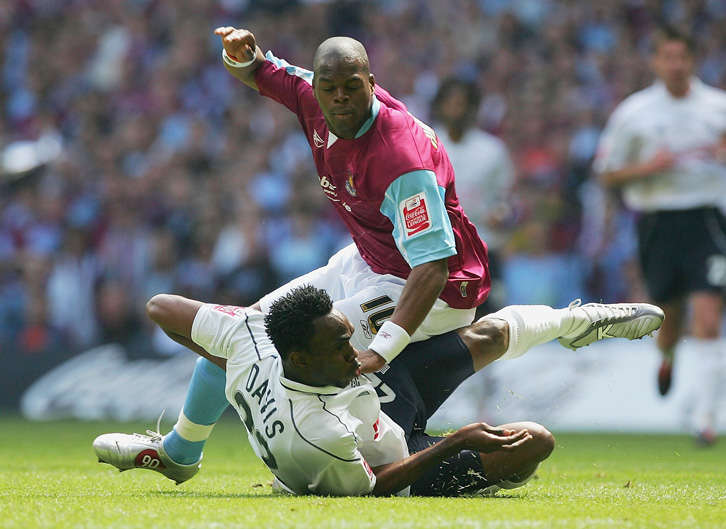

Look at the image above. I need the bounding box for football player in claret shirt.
[92,27,664,484]
[215,27,491,374]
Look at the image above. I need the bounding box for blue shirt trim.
[264,51,313,84]
[380,170,456,268]
[355,96,380,138]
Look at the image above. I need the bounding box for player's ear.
[369,73,375,93]
[289,350,309,369]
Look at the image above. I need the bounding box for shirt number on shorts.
[365,373,397,403]
[359,295,395,336]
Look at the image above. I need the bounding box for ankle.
[163,429,205,465]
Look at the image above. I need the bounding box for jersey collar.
[653,76,702,99]
[327,95,380,148]
[279,374,344,396]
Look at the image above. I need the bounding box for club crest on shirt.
[345,171,357,197]
[313,129,324,148]
[400,192,431,237]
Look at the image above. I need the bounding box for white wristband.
[369,321,411,364]
[222,48,257,68]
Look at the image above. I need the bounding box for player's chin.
[330,113,360,135]
[342,364,361,385]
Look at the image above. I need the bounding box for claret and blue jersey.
[254,52,490,310]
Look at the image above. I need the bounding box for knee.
[465,318,508,356]
[522,421,555,461]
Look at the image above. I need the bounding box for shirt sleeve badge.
[400,192,431,237]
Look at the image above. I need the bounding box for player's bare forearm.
[600,150,674,187]
[370,434,460,496]
[214,26,264,90]
[391,258,448,335]
[360,259,448,372]
[600,165,651,187]
[370,423,531,496]
[162,329,227,371]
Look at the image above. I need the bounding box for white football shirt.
[435,127,515,251]
[594,78,726,212]
[191,303,410,496]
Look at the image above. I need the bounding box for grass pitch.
[1,415,724,529]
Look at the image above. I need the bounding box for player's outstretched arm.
[214,26,265,90]
[370,422,531,496]
[146,294,226,370]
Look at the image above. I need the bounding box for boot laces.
[130,410,165,442]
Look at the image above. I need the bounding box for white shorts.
[259,244,476,351]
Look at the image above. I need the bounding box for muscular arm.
[359,258,448,372]
[214,27,265,90]
[146,294,227,370]
[359,170,458,372]
[370,423,531,496]
[390,258,448,335]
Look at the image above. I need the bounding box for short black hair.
[652,25,695,55]
[264,285,334,359]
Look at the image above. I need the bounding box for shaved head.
[313,36,370,76]
[311,36,375,139]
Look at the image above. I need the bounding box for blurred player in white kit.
[595,26,726,445]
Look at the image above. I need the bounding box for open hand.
[456,422,532,454]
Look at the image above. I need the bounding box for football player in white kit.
[595,25,726,445]
[94,285,663,496]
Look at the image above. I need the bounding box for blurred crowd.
[2,0,726,361]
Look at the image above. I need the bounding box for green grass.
[1,415,724,528]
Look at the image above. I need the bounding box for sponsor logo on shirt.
[400,192,431,237]
[212,305,245,316]
[318,175,340,201]
[313,130,324,148]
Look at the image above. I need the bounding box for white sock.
[691,338,725,433]
[173,410,216,442]
[480,305,569,360]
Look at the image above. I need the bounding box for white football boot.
[557,300,664,351]
[94,428,201,485]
